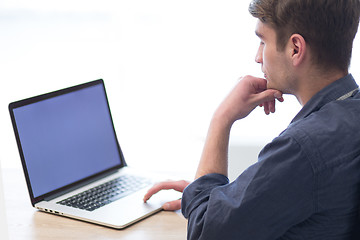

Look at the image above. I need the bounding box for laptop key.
[57,175,151,211]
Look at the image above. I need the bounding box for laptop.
[9,79,179,229]
[0,162,9,239]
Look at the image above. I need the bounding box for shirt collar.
[291,74,358,123]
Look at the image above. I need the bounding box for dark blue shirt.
[182,74,360,239]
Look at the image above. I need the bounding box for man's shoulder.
[279,98,360,172]
[287,97,360,137]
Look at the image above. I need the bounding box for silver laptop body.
[8,79,172,229]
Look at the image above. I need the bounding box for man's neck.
[295,70,348,106]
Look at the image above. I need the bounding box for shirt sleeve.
[181,134,316,240]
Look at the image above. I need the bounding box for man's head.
[249,0,360,73]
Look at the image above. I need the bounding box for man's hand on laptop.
[143,180,190,211]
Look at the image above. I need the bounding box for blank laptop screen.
[12,83,121,198]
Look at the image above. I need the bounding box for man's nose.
[255,50,262,64]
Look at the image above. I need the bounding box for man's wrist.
[212,109,235,131]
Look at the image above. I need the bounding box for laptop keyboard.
[57,175,151,211]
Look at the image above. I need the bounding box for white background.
[1,1,359,179]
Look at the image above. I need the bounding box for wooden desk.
[3,168,187,239]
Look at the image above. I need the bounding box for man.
[144,0,360,239]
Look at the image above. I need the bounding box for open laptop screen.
[10,81,122,199]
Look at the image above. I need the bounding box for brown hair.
[249,0,360,72]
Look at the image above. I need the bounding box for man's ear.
[288,34,307,67]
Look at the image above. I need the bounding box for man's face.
[254,20,293,93]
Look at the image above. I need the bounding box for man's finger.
[163,199,182,211]
[263,101,270,115]
[143,180,189,202]
[269,99,276,113]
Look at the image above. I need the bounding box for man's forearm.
[194,76,283,180]
[195,115,233,179]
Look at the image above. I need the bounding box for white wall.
[1,1,359,179]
